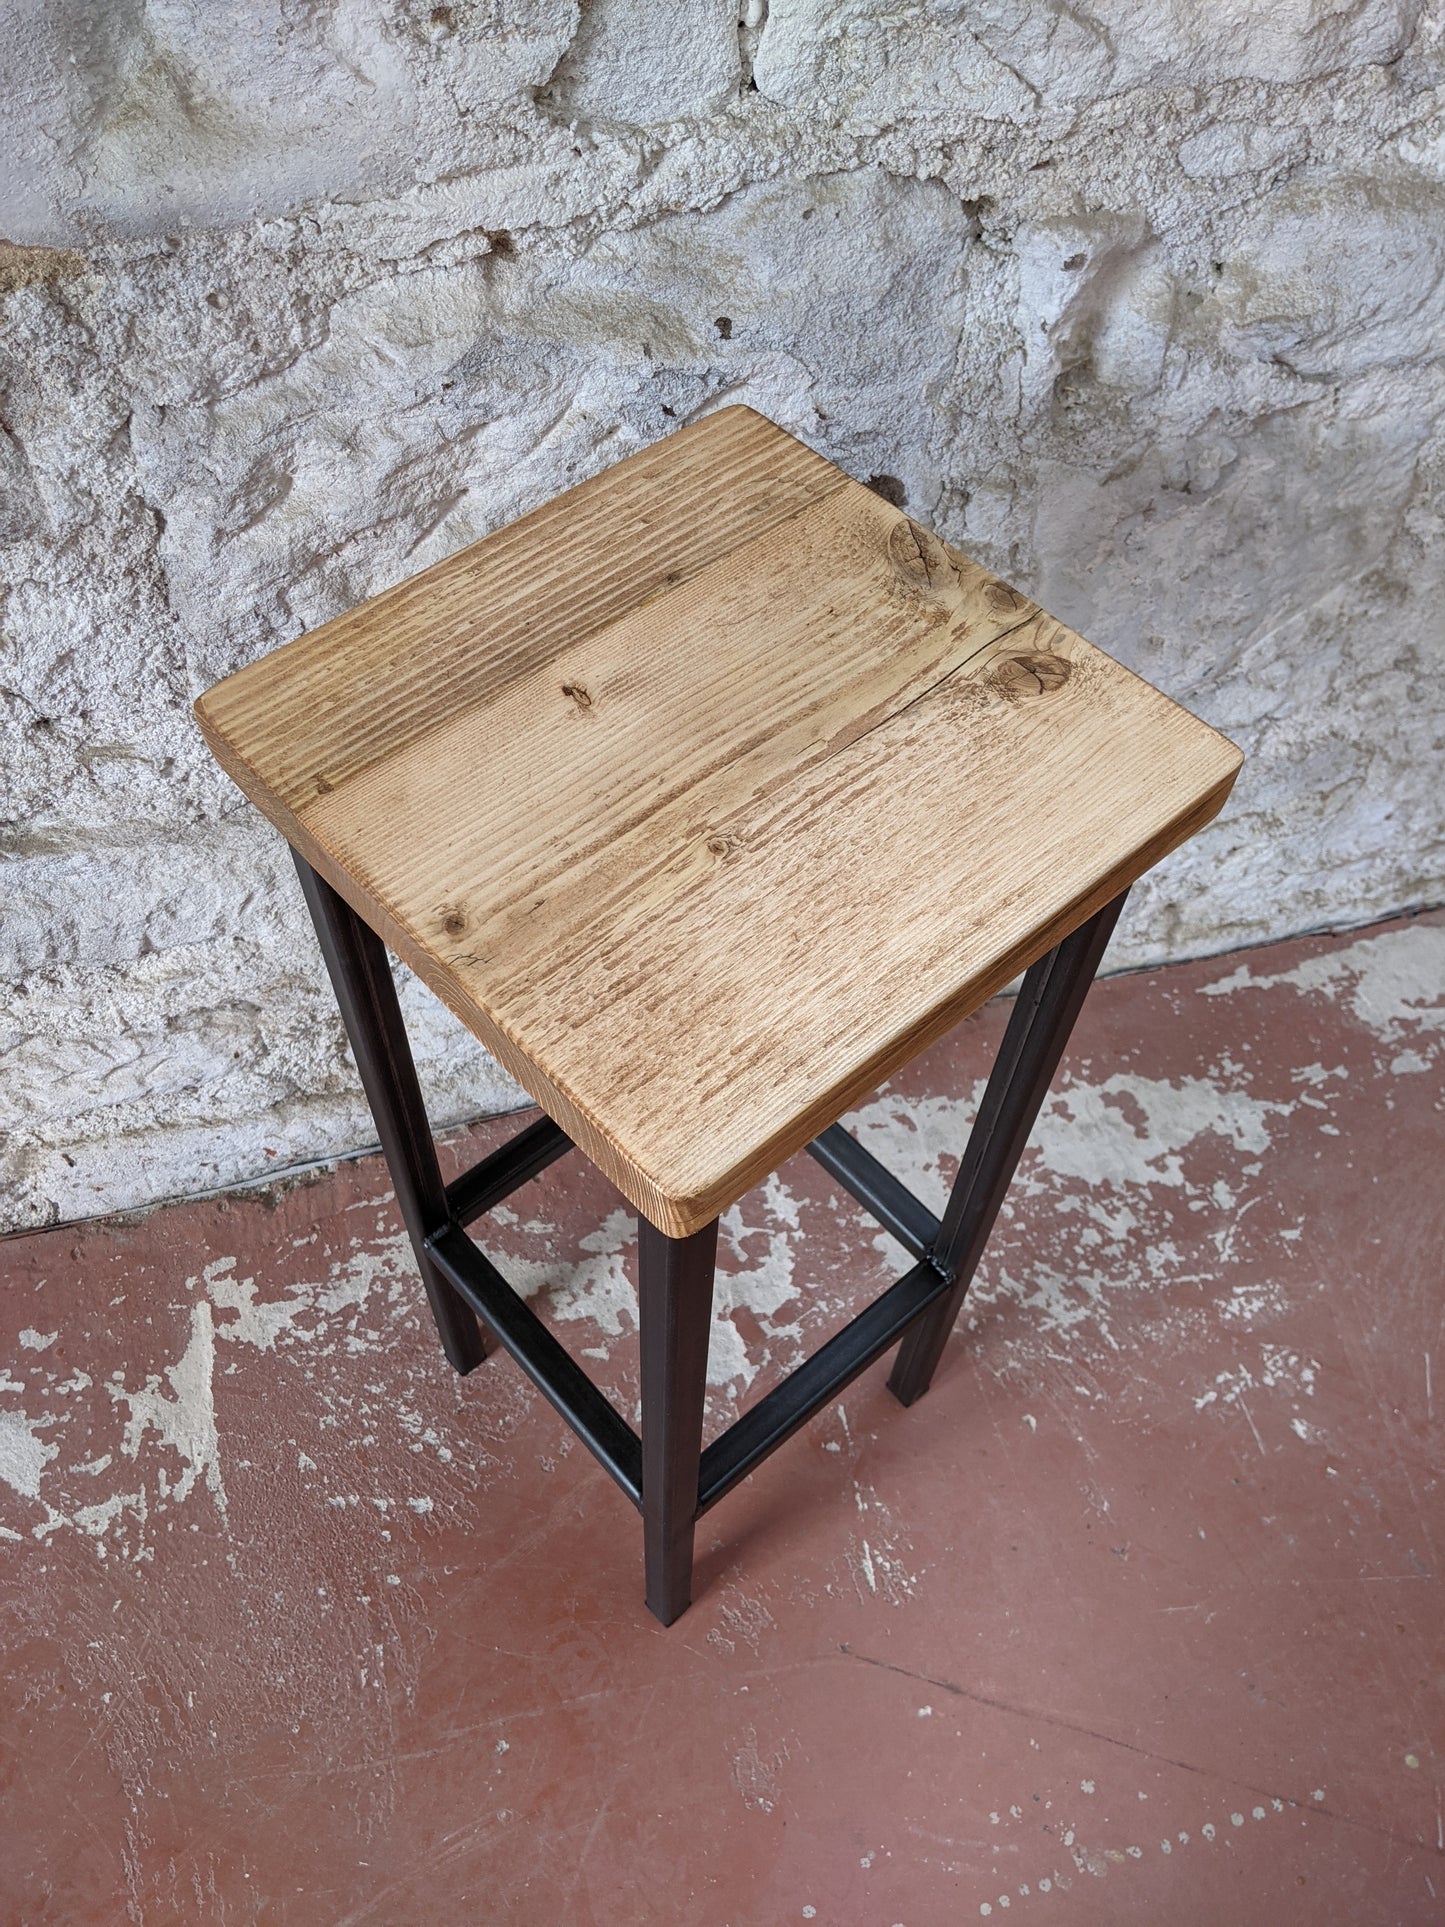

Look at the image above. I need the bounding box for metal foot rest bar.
[805,1123,942,1260]
[445,1114,573,1227]
[425,1126,960,1516]
[697,1259,950,1513]
[426,1221,643,1505]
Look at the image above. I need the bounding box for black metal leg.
[638,1215,717,1625]
[888,891,1128,1407]
[292,852,488,1375]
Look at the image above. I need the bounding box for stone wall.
[3,0,1443,1231]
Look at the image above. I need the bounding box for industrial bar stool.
[195,407,1241,1624]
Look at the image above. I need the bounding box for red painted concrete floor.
[3,911,1443,1925]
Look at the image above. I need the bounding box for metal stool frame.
[294,852,1126,1624]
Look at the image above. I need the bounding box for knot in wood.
[561,681,593,710]
[985,580,1030,614]
[886,516,956,596]
[991,652,1071,702]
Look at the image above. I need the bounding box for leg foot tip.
[645,1595,690,1627]
[444,1334,490,1375]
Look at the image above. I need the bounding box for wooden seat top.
[196,407,1242,1236]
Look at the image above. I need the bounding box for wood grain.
[198,407,845,816]
[196,405,1243,1235]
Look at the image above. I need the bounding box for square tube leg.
[638,1215,718,1624]
[292,853,488,1375]
[888,891,1128,1407]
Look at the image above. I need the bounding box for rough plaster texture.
[2,1,1443,1231]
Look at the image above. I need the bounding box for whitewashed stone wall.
[3,1,1443,1230]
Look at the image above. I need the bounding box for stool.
[195,406,1241,1624]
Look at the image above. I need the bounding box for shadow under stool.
[195,405,1242,1624]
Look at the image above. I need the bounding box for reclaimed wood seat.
[196,406,1242,1623]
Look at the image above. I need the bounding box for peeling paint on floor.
[2,911,1442,1923]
